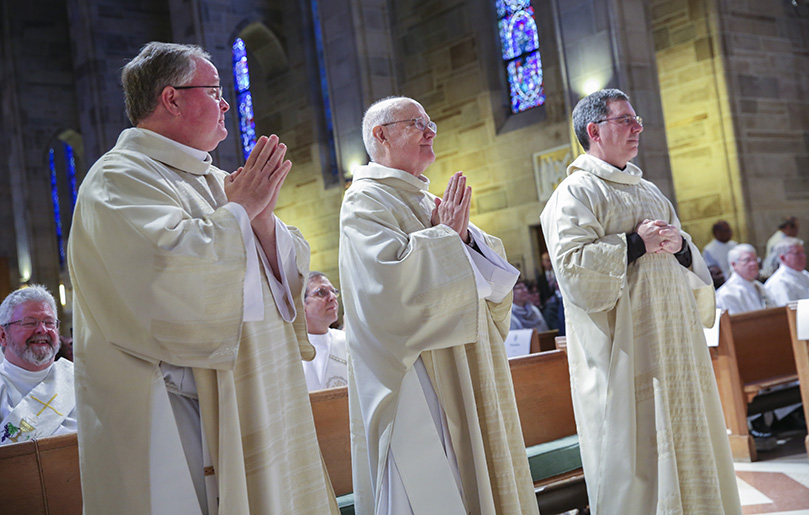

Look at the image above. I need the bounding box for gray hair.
[0,284,58,326]
[773,237,804,258]
[572,89,630,151]
[727,243,757,269]
[362,96,415,161]
[122,42,211,126]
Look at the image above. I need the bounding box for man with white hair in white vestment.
[301,271,347,390]
[764,237,809,306]
[0,285,76,444]
[339,96,538,515]
[716,244,775,314]
[541,89,740,515]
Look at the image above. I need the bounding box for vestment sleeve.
[339,186,480,366]
[70,158,255,369]
[540,181,628,313]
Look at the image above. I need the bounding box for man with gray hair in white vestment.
[339,96,538,515]
[68,42,337,514]
[716,244,775,314]
[541,89,741,515]
[764,237,809,306]
[0,285,76,444]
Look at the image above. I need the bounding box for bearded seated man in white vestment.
[302,272,348,390]
[762,216,799,279]
[0,285,76,444]
[716,244,775,314]
[67,42,337,514]
[541,89,741,515]
[339,96,538,515]
[764,237,809,306]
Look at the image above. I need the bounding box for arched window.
[497,0,545,113]
[233,38,257,161]
[65,142,78,209]
[48,148,65,267]
[310,0,340,181]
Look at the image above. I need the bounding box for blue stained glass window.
[233,38,257,161]
[64,142,77,209]
[311,0,340,180]
[48,148,65,267]
[496,0,544,113]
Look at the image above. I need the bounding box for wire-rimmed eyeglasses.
[380,117,437,134]
[172,85,224,101]
[2,318,60,330]
[306,287,340,300]
[596,114,643,127]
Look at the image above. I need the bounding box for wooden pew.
[309,350,588,514]
[534,329,559,353]
[0,432,82,513]
[786,302,809,457]
[509,350,588,513]
[709,307,800,462]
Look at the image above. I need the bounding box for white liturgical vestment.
[68,128,337,514]
[303,328,348,390]
[0,359,76,444]
[716,273,774,314]
[764,265,809,306]
[541,154,741,515]
[339,163,537,515]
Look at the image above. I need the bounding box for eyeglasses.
[596,114,643,127]
[307,287,340,299]
[172,85,224,101]
[736,257,761,265]
[2,318,60,330]
[380,117,437,134]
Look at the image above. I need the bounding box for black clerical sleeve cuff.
[674,236,692,268]
[626,232,646,265]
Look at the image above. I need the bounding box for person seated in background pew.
[0,285,76,444]
[511,280,550,332]
[716,244,775,314]
[302,272,347,391]
[764,237,809,306]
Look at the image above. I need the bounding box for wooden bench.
[0,432,82,513]
[786,302,809,457]
[710,307,800,461]
[310,350,588,514]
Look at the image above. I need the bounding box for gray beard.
[22,341,60,367]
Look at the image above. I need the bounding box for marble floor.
[736,433,809,514]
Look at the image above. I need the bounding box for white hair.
[362,96,416,161]
[727,243,757,270]
[773,237,804,258]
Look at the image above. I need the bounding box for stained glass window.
[233,38,257,161]
[496,0,545,113]
[64,142,78,209]
[311,0,340,180]
[48,148,65,267]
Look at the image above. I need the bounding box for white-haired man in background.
[764,237,809,306]
[0,285,76,444]
[716,244,775,314]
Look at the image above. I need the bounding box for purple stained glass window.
[233,38,257,161]
[48,148,65,266]
[508,52,545,113]
[496,0,544,113]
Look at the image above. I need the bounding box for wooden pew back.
[509,349,577,447]
[728,307,796,387]
[0,432,82,513]
[310,386,352,496]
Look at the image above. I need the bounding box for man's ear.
[0,326,7,349]
[373,125,387,145]
[586,122,599,143]
[159,86,182,116]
